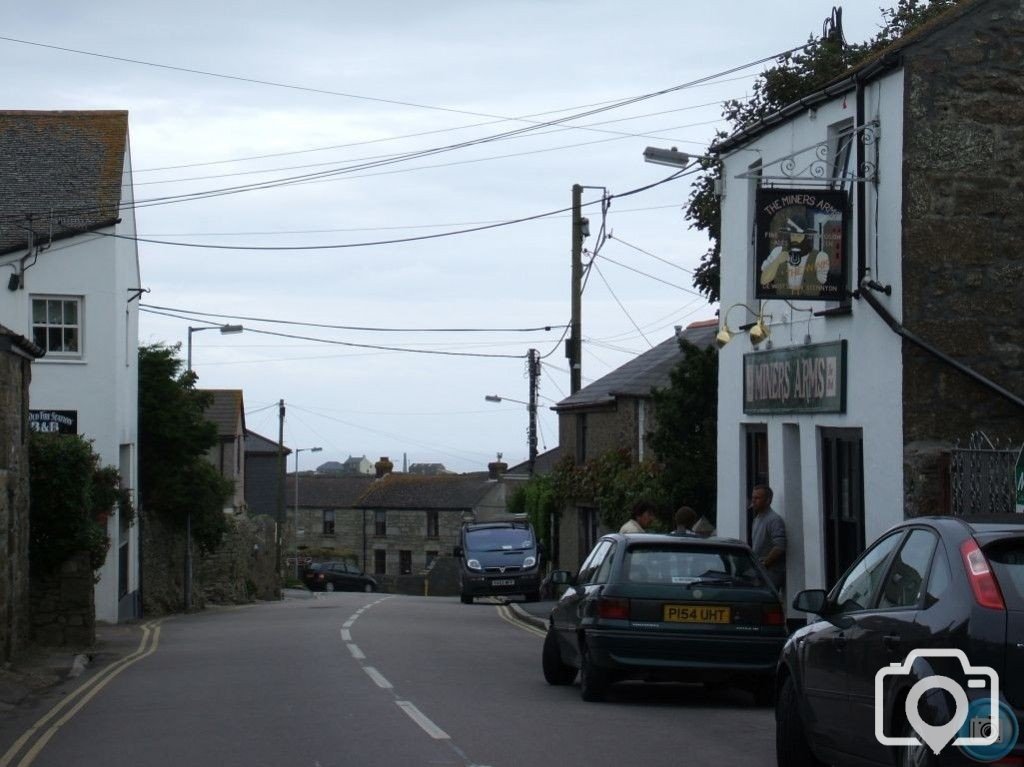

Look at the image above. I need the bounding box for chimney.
[488,457,508,480]
[375,456,394,478]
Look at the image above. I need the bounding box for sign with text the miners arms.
[743,341,847,415]
[755,188,848,302]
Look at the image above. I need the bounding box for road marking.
[1,619,165,767]
[340,629,351,641]
[347,644,365,659]
[342,619,355,628]
[396,701,450,739]
[363,667,392,688]
[496,605,546,638]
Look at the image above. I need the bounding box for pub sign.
[743,341,847,414]
[29,409,78,434]
[755,188,847,301]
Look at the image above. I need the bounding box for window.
[426,510,439,538]
[425,551,438,569]
[577,540,612,585]
[374,549,386,575]
[399,550,412,575]
[322,510,335,535]
[832,533,903,613]
[374,510,387,537]
[878,530,937,609]
[575,413,588,463]
[32,296,82,356]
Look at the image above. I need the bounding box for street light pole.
[292,446,321,579]
[183,323,243,611]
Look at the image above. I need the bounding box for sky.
[2,1,892,473]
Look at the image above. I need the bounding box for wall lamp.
[716,303,770,348]
[642,146,690,168]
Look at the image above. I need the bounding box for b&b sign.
[29,409,78,434]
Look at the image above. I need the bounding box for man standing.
[619,499,657,534]
[750,484,786,591]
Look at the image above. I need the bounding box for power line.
[591,261,653,349]
[608,232,696,275]
[594,252,705,297]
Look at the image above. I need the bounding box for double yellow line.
[496,604,546,638]
[0,618,164,767]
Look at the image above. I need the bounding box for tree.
[686,0,959,302]
[649,339,719,522]
[138,344,232,553]
[29,433,129,576]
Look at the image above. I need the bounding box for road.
[0,592,776,767]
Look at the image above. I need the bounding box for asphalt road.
[0,593,776,767]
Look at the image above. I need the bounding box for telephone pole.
[275,399,285,579]
[527,348,540,476]
[568,184,586,394]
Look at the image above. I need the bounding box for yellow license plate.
[663,604,731,624]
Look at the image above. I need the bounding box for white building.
[713,0,1024,603]
[0,111,141,622]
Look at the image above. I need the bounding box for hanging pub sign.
[743,341,846,414]
[29,409,78,434]
[755,188,847,301]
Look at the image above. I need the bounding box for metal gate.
[950,432,1021,516]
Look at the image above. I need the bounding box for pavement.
[505,597,555,630]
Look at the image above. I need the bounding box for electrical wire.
[594,252,704,297]
[591,261,653,349]
[608,233,696,275]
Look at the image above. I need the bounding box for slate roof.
[354,474,498,510]
[554,319,717,411]
[0,323,45,359]
[200,389,245,437]
[245,429,290,456]
[507,446,563,476]
[0,111,129,256]
[286,474,375,508]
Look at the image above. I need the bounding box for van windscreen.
[466,527,533,552]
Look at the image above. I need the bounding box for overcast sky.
[3,2,890,472]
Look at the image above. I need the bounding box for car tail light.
[597,597,630,620]
[960,539,1006,610]
[762,603,785,626]
[317,573,325,581]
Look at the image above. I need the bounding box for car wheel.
[579,645,609,702]
[896,719,936,767]
[363,583,374,593]
[542,628,577,686]
[524,591,541,603]
[460,594,472,604]
[775,675,825,766]
[325,582,335,592]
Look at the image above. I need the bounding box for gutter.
[859,282,1024,411]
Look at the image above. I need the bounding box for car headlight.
[523,556,536,569]
[467,558,482,571]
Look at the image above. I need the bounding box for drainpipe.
[859,282,1024,410]
[856,76,867,284]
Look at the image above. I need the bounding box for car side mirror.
[453,546,463,557]
[549,570,574,586]
[792,589,828,615]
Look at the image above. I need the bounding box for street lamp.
[642,146,691,168]
[183,323,243,611]
[292,446,322,577]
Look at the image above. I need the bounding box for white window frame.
[31,295,84,359]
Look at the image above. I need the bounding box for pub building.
[710,0,1024,611]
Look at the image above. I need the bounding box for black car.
[542,533,787,702]
[302,561,377,593]
[777,515,1024,767]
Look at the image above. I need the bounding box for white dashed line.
[347,644,365,659]
[342,619,354,629]
[340,629,351,641]
[396,701,450,740]
[363,667,392,688]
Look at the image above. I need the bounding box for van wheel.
[579,646,609,702]
[776,675,825,766]
[460,594,472,604]
[363,583,374,593]
[542,628,577,685]
[325,582,335,592]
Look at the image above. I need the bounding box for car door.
[551,539,614,667]
[799,531,904,754]
[844,528,939,763]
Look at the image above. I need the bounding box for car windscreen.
[624,545,766,587]
[465,527,534,552]
[987,538,1024,610]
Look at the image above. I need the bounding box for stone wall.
[901,0,1024,515]
[0,347,31,661]
[30,553,95,647]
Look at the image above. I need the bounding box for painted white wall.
[0,143,140,623]
[716,70,906,600]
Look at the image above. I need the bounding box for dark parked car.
[777,515,1024,767]
[303,561,377,593]
[542,533,787,702]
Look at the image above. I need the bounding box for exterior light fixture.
[643,146,690,168]
[716,303,770,348]
[186,323,244,372]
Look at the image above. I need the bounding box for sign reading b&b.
[29,410,78,434]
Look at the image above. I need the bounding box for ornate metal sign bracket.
[735,120,880,185]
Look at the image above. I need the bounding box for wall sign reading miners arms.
[755,188,847,302]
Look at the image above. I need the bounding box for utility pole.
[568,184,585,394]
[275,399,285,580]
[527,348,539,477]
